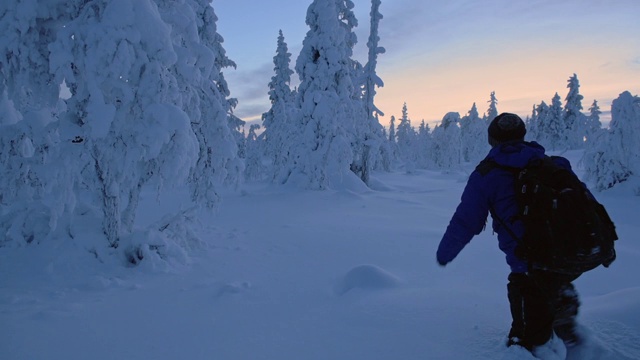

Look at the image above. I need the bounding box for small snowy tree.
[395,103,417,171]
[537,93,565,151]
[460,103,488,163]
[564,73,587,149]
[431,112,462,171]
[525,105,540,142]
[585,99,604,145]
[485,91,499,123]
[416,120,433,169]
[244,124,266,181]
[388,115,396,143]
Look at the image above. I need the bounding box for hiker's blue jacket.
[436,141,575,273]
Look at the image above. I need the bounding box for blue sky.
[215,0,639,128]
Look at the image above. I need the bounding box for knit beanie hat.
[487,112,526,147]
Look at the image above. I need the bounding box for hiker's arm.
[437,172,490,265]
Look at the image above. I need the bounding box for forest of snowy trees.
[1,0,639,253]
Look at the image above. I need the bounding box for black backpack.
[480,155,618,274]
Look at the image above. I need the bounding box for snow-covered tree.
[387,115,399,166]
[186,1,242,202]
[525,105,540,142]
[244,124,266,181]
[485,91,499,123]
[0,1,73,112]
[355,0,388,179]
[290,0,360,189]
[582,91,640,193]
[537,93,565,151]
[49,0,201,247]
[396,103,417,171]
[262,30,296,183]
[0,1,77,246]
[564,73,587,149]
[415,119,433,169]
[609,91,640,182]
[388,115,396,143]
[585,99,603,144]
[431,112,462,170]
[460,103,488,163]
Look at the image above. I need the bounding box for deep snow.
[1,151,640,360]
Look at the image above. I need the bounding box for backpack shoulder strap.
[475,159,496,176]
[476,158,523,176]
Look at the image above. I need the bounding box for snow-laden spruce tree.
[0,1,79,246]
[582,91,640,193]
[262,30,297,183]
[387,115,399,166]
[155,0,241,201]
[532,101,551,144]
[525,104,540,142]
[607,91,640,190]
[537,93,566,151]
[431,112,462,171]
[460,103,488,163]
[388,115,396,143]
[244,124,266,181]
[395,103,418,172]
[289,0,362,189]
[186,1,242,203]
[585,99,604,144]
[49,0,199,247]
[564,73,588,149]
[485,91,499,123]
[415,120,433,169]
[355,0,389,179]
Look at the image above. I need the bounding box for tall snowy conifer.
[353,0,388,182]
[564,73,587,149]
[49,0,199,247]
[290,0,360,189]
[262,30,296,183]
[187,1,242,202]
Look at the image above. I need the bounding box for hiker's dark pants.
[507,270,581,349]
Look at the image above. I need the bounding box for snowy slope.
[1,154,640,360]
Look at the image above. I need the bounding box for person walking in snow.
[435,113,587,357]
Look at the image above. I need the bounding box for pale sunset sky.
[215,0,639,128]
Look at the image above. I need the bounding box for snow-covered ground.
[1,151,640,360]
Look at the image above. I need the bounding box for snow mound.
[334,264,403,295]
